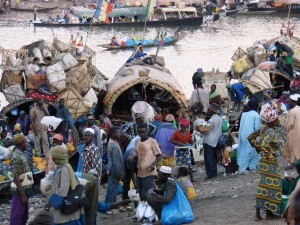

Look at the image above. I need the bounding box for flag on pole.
[94,0,113,24]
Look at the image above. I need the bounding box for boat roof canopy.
[108,7,147,18]
[72,6,95,18]
[158,7,197,13]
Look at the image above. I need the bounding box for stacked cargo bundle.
[0,38,108,120]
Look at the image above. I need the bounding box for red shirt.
[170,130,192,145]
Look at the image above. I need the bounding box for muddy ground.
[1,163,290,225]
[98,170,286,225]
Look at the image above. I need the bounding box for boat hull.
[10,7,58,13]
[33,10,238,28]
[247,5,300,14]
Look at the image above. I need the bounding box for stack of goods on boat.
[0,38,108,120]
[0,38,108,189]
[229,36,300,98]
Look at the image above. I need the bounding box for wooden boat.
[247,6,300,14]
[103,55,188,124]
[99,31,187,50]
[33,9,238,28]
[10,6,58,13]
[244,0,300,14]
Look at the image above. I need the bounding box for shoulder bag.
[60,167,89,214]
[191,88,204,115]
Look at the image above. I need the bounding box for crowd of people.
[2,42,300,224]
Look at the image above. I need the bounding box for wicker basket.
[199,126,210,133]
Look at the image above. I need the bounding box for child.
[175,167,196,200]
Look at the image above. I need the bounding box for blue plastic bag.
[161,180,194,225]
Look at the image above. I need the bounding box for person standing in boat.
[127,43,147,63]
[33,6,37,21]
[275,41,294,77]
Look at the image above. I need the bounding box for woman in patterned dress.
[248,102,286,221]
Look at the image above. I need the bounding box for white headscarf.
[84,128,95,135]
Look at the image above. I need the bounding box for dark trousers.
[122,168,137,200]
[137,176,155,201]
[204,144,217,179]
[286,64,293,77]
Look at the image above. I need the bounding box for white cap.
[84,128,95,135]
[159,166,172,174]
[296,71,300,76]
[290,94,299,101]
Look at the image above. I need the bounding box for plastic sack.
[136,201,157,223]
[40,171,54,197]
[0,146,10,160]
[131,101,155,123]
[136,201,147,221]
[161,181,194,225]
[41,116,62,131]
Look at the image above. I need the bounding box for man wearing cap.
[83,115,103,159]
[155,114,177,167]
[276,51,293,77]
[52,134,67,151]
[290,73,300,95]
[16,111,30,135]
[152,114,162,136]
[29,98,50,157]
[203,103,222,179]
[121,113,156,141]
[81,128,102,191]
[284,94,300,168]
[147,166,177,219]
[56,99,70,143]
[10,134,33,225]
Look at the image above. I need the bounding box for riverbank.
[0,161,289,225]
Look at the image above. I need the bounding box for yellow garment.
[158,157,175,168]
[14,123,21,131]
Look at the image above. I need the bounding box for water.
[0,13,299,97]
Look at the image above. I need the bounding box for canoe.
[33,10,238,28]
[99,32,187,50]
[10,6,58,13]
[247,6,300,14]
[103,55,188,124]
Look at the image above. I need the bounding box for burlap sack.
[57,86,91,120]
[66,65,91,95]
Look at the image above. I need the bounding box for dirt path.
[98,169,287,225]
[0,164,288,225]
